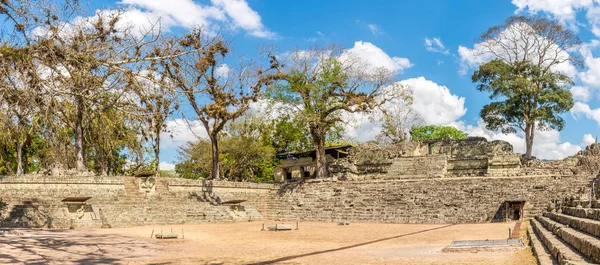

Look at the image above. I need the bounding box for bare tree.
[163,30,281,179]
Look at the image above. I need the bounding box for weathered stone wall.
[2,141,599,228]
[381,155,447,179]
[0,175,277,228]
[0,172,595,227]
[267,174,594,224]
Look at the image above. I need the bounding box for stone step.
[527,224,558,265]
[530,219,593,265]
[536,216,600,263]
[562,207,600,222]
[546,212,600,238]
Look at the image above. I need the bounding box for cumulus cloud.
[571,86,591,102]
[116,0,273,37]
[215,64,230,78]
[571,101,600,126]
[158,161,176,170]
[424,37,450,55]
[512,0,592,24]
[160,118,208,149]
[342,41,412,73]
[342,77,466,142]
[583,133,596,146]
[511,0,600,36]
[211,0,275,38]
[401,77,467,125]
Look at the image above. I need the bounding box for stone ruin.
[274,137,575,182]
[1,138,600,232]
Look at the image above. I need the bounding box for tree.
[410,125,468,141]
[163,31,281,179]
[268,46,408,178]
[135,71,177,175]
[470,16,581,158]
[375,94,422,145]
[176,115,276,181]
[472,59,574,158]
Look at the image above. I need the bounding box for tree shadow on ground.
[247,224,455,265]
[0,229,159,265]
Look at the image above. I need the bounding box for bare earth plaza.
[4,0,600,264]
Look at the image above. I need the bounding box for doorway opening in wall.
[284,169,292,181]
[504,199,525,222]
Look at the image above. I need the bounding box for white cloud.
[571,86,591,101]
[160,118,208,149]
[117,0,273,38]
[342,41,412,73]
[510,0,600,36]
[401,77,467,125]
[512,0,592,24]
[571,101,600,126]
[579,45,600,87]
[317,31,325,37]
[424,37,449,55]
[158,161,176,170]
[343,78,465,142]
[583,133,596,146]
[120,0,224,28]
[211,0,274,38]
[367,24,384,36]
[216,64,230,77]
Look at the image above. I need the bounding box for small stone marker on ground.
[155,232,179,239]
[267,224,293,231]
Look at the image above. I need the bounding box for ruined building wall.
[0,175,277,228]
[267,174,594,224]
[2,142,600,228]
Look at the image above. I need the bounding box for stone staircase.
[528,205,600,265]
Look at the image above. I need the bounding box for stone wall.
[2,142,599,228]
[0,172,595,227]
[0,175,277,228]
[267,174,594,224]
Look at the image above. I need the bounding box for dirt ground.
[0,221,536,265]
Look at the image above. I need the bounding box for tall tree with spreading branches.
[470,16,581,158]
[163,30,282,179]
[268,46,409,178]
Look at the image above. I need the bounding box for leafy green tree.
[410,125,468,141]
[268,46,408,178]
[472,59,574,158]
[471,16,581,158]
[176,115,276,181]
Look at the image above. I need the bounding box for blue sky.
[74,0,600,168]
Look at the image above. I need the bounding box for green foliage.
[176,116,277,182]
[269,114,313,153]
[472,59,574,134]
[409,125,468,141]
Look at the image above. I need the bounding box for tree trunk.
[210,135,220,180]
[311,127,328,178]
[100,160,108,176]
[74,96,86,171]
[154,133,160,176]
[16,141,23,176]
[524,122,535,159]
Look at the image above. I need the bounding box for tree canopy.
[409,125,468,141]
